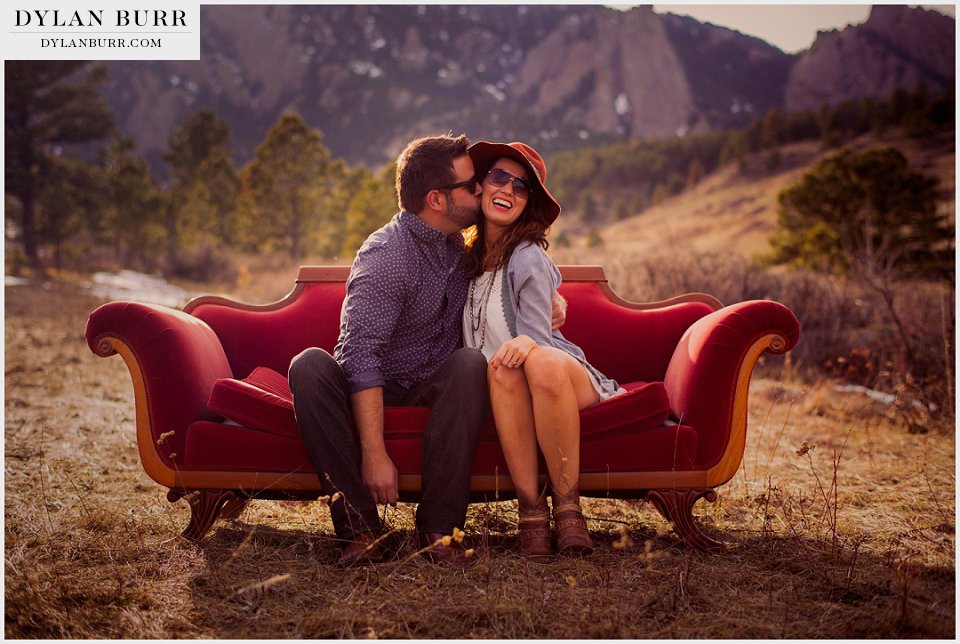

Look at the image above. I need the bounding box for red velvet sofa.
[85,265,800,550]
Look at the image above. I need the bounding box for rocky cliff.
[785,5,955,112]
[98,4,953,174]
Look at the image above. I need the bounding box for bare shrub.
[164,237,238,285]
[597,250,952,424]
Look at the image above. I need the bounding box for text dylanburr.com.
[5,4,200,60]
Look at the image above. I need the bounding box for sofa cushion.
[580,381,670,441]
[208,367,300,439]
[209,367,671,445]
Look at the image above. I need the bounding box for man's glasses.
[439,177,479,193]
[483,168,533,199]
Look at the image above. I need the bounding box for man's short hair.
[395,134,470,214]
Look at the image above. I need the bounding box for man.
[288,134,564,568]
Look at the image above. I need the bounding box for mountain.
[659,13,795,132]
[785,5,955,112]
[97,5,953,175]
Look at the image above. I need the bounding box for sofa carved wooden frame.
[87,265,798,551]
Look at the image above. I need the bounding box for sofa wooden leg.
[220,497,250,520]
[167,489,238,542]
[647,488,723,551]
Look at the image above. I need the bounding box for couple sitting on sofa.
[288,134,624,568]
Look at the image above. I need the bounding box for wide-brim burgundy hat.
[468,141,562,225]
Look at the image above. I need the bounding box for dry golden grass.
[5,278,955,638]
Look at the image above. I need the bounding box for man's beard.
[446,202,479,230]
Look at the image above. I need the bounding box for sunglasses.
[483,167,533,199]
[438,177,479,193]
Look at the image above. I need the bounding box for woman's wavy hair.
[463,181,552,280]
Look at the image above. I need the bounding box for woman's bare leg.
[487,362,541,507]
[522,347,600,496]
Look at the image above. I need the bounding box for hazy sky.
[648,4,956,53]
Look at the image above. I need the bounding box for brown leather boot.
[518,493,554,563]
[337,530,387,567]
[417,531,476,569]
[551,485,594,556]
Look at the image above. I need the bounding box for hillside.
[552,129,956,269]
[93,5,952,174]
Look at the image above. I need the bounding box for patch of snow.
[5,276,30,286]
[350,60,384,78]
[614,92,629,116]
[833,384,933,411]
[578,130,589,140]
[483,83,506,102]
[370,37,386,51]
[89,270,190,308]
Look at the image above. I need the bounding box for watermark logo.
[5,2,199,60]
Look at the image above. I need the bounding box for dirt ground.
[4,279,955,638]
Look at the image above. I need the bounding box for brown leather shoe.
[417,531,476,569]
[337,531,387,567]
[552,486,594,556]
[518,498,554,562]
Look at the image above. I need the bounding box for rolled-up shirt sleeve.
[335,243,407,394]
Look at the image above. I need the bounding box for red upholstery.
[207,367,671,446]
[85,273,800,489]
[580,381,670,440]
[557,282,716,384]
[85,302,231,465]
[192,281,715,385]
[190,283,345,379]
[664,300,800,467]
[182,420,697,474]
[208,367,298,438]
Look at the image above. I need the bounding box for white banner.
[4,1,199,60]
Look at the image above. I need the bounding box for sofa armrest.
[85,301,233,486]
[664,300,800,485]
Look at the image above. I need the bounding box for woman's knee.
[523,349,570,398]
[487,361,527,390]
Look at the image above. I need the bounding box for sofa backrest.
[186,266,719,384]
[557,280,717,384]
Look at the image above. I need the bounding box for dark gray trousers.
[288,347,487,540]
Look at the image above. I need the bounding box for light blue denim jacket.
[501,241,622,397]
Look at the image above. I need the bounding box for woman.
[463,141,625,560]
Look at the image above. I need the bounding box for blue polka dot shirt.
[334,211,468,394]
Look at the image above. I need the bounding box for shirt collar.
[399,210,465,251]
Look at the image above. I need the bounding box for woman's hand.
[489,335,538,370]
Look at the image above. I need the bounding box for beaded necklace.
[468,247,507,351]
[468,266,499,351]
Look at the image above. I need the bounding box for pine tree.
[102,135,167,267]
[342,164,396,257]
[38,157,104,271]
[769,146,952,370]
[239,112,334,262]
[5,61,114,268]
[164,109,234,251]
[770,146,949,279]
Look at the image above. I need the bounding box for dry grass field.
[553,129,955,261]
[4,278,955,638]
